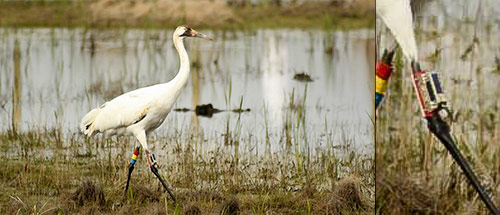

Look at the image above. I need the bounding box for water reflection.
[11,39,21,132]
[0,28,374,153]
[262,34,288,125]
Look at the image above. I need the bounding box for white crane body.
[79,26,211,202]
[81,83,177,138]
[79,26,202,149]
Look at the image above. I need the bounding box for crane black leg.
[146,150,177,203]
[125,146,140,198]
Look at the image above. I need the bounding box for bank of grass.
[0,129,374,214]
[0,1,374,30]
[375,47,500,214]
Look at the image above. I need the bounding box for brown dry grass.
[89,0,239,27]
[182,203,202,215]
[349,0,376,15]
[376,30,500,213]
[127,184,161,203]
[71,180,106,207]
[237,1,374,29]
[0,0,373,29]
[376,169,442,214]
[220,197,240,215]
[0,130,373,214]
[322,175,370,214]
[0,2,89,27]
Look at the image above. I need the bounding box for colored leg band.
[376,75,388,94]
[376,63,392,80]
[375,60,392,111]
[130,149,140,165]
[375,93,384,109]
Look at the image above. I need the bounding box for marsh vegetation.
[0,22,374,214]
[376,0,500,214]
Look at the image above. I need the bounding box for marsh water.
[0,28,374,156]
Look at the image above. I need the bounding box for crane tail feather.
[80,107,102,136]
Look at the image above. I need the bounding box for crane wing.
[81,86,157,136]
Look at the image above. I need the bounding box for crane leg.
[133,130,176,203]
[146,150,177,203]
[125,146,140,198]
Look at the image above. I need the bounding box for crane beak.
[192,30,213,41]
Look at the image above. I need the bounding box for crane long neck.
[170,36,190,92]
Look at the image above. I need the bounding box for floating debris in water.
[325,45,334,55]
[173,108,191,112]
[232,108,250,113]
[195,104,221,117]
[173,104,250,117]
[293,73,313,82]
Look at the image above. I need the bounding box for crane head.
[175,25,213,41]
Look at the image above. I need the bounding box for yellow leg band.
[376,75,388,94]
[132,154,138,160]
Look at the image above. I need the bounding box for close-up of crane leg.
[146,150,176,203]
[124,146,140,198]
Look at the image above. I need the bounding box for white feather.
[377,0,419,60]
[80,107,102,136]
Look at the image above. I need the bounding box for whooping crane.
[80,25,212,202]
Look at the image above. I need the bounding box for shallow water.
[0,28,374,155]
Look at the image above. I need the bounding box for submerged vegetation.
[0,0,374,29]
